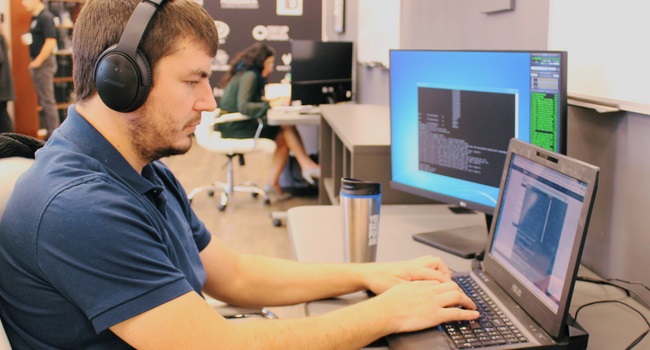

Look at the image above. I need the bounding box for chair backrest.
[193,109,221,147]
[0,156,35,350]
[0,157,34,222]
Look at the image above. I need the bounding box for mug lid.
[340,177,381,196]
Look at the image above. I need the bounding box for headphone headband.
[115,0,165,56]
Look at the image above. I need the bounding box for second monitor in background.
[389,50,568,258]
[290,40,353,105]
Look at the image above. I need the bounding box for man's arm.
[199,238,454,307]
[110,269,477,350]
[29,37,56,68]
[110,237,478,348]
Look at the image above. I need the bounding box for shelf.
[53,77,73,83]
[322,177,338,205]
[318,104,440,206]
[37,103,71,111]
[48,0,85,3]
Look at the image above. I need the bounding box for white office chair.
[0,156,36,350]
[187,109,277,211]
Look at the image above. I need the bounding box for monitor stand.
[412,208,493,259]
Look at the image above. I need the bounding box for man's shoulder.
[36,9,57,36]
[38,8,56,21]
[14,147,124,206]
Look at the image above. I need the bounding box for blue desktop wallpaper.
[390,50,534,211]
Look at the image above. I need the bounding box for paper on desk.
[264,83,291,100]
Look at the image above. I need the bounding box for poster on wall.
[202,0,322,100]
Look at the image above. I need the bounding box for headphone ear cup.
[94,46,152,113]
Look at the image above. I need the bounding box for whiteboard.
[357,0,400,68]
[548,0,650,112]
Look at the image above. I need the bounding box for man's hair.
[73,0,219,102]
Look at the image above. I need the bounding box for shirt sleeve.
[42,13,57,39]
[236,71,270,119]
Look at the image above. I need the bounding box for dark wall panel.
[204,0,322,98]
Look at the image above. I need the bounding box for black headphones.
[93,0,166,113]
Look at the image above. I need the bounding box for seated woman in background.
[218,42,320,200]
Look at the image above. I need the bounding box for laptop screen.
[489,153,588,314]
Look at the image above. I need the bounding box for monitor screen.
[290,40,353,105]
[390,50,567,215]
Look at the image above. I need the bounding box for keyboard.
[441,274,529,349]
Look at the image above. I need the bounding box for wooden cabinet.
[9,0,84,137]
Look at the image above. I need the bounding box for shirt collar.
[53,105,160,196]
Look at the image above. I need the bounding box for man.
[21,0,59,138]
[0,0,479,348]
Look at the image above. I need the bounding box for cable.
[577,276,631,297]
[608,278,650,293]
[577,275,650,307]
[574,300,650,350]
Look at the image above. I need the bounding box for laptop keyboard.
[441,274,529,349]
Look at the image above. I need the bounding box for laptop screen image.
[489,153,588,314]
[482,139,599,339]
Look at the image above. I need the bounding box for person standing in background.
[0,21,15,133]
[21,0,59,139]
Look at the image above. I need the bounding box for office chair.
[187,109,277,211]
[0,156,36,350]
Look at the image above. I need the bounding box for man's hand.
[368,280,479,334]
[28,60,42,69]
[357,255,453,295]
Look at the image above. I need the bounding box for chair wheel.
[218,192,228,211]
[188,198,193,205]
[264,198,271,205]
[252,192,259,198]
[207,191,215,197]
[272,219,282,227]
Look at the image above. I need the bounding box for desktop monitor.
[290,40,353,105]
[389,49,568,258]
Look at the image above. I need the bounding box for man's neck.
[32,3,45,16]
[75,100,148,174]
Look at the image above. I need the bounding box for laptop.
[387,138,599,349]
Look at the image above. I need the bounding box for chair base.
[270,210,288,227]
[188,181,271,211]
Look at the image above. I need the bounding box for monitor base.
[412,225,487,259]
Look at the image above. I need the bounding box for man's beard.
[128,106,194,164]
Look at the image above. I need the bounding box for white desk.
[267,106,321,126]
[287,204,650,350]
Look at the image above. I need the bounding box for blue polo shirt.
[0,106,212,349]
